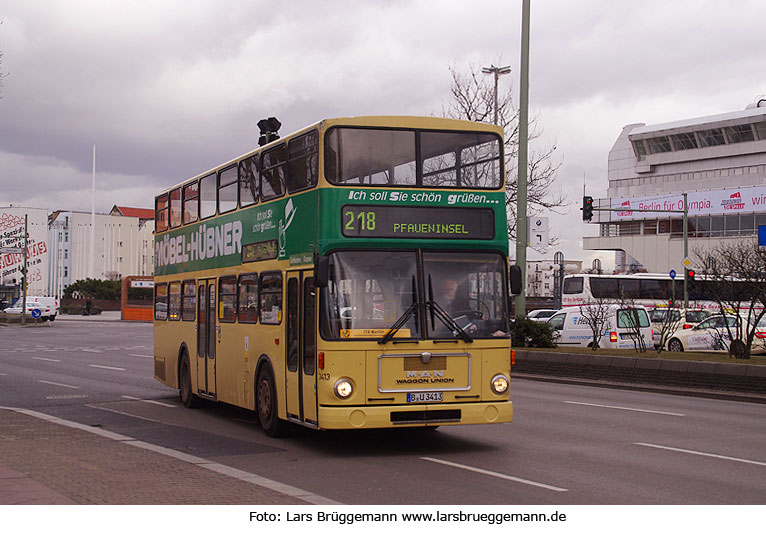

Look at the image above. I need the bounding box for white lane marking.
[128,353,153,359]
[121,395,176,408]
[2,405,340,504]
[82,348,103,353]
[635,442,766,467]
[38,380,80,389]
[564,400,685,417]
[0,372,7,376]
[89,364,126,371]
[86,404,163,423]
[421,457,568,492]
[32,357,61,363]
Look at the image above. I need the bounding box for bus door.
[196,279,217,397]
[285,271,318,426]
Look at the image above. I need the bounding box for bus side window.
[181,280,196,321]
[261,144,287,201]
[218,165,238,214]
[182,182,198,225]
[287,130,318,193]
[199,173,217,219]
[239,155,259,207]
[169,188,182,228]
[219,276,237,322]
[155,194,169,232]
[238,274,259,323]
[168,282,181,320]
[155,283,168,320]
[260,272,283,324]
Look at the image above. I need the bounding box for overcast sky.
[2,0,765,268]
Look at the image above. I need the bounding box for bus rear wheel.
[179,353,200,408]
[256,365,289,438]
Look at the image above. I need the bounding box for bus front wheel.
[179,353,200,408]
[256,365,289,438]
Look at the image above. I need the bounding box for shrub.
[511,317,555,348]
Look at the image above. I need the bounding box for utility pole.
[481,64,511,125]
[21,215,28,325]
[515,0,531,318]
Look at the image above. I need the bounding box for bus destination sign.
[341,205,494,240]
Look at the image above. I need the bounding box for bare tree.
[692,241,766,358]
[651,307,683,354]
[444,63,566,241]
[579,300,611,351]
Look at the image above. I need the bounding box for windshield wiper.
[379,301,419,345]
[427,300,474,343]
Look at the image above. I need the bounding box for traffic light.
[582,196,594,222]
[685,269,695,282]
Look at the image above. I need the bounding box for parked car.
[527,309,558,322]
[28,296,60,321]
[664,313,766,354]
[546,305,653,349]
[650,308,712,348]
[3,301,55,321]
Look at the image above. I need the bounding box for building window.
[724,124,755,144]
[632,140,647,158]
[643,220,657,235]
[647,136,672,154]
[697,128,726,147]
[670,132,698,151]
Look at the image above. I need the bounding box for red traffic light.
[686,269,695,279]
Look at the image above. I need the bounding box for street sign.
[681,256,693,269]
[759,225,766,249]
[31,308,41,319]
[669,269,676,280]
[0,247,23,254]
[527,216,549,248]
[130,280,154,288]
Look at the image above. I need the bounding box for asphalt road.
[1,321,764,504]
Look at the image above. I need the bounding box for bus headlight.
[491,374,509,394]
[334,378,354,399]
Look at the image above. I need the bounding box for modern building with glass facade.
[584,99,766,272]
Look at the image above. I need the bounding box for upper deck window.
[155,194,169,232]
[218,165,238,214]
[182,182,198,224]
[261,144,287,201]
[239,155,259,207]
[200,173,216,219]
[287,130,319,192]
[169,187,182,228]
[325,127,502,189]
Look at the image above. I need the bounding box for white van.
[546,305,653,349]
[28,296,60,321]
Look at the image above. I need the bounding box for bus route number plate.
[407,392,443,403]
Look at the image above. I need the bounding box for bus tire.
[179,352,200,408]
[668,338,684,352]
[256,365,289,438]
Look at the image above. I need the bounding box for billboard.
[610,186,766,221]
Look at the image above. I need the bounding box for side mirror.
[509,265,522,295]
[314,255,329,287]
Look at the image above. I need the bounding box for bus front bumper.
[317,400,512,430]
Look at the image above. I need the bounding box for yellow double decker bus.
[153,116,513,436]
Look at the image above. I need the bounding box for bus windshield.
[325,127,502,188]
[319,250,508,340]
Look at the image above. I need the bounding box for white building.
[584,99,766,272]
[526,259,582,298]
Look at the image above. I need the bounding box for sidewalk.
[0,408,317,505]
[56,310,123,322]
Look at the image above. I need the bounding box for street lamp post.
[481,64,511,125]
